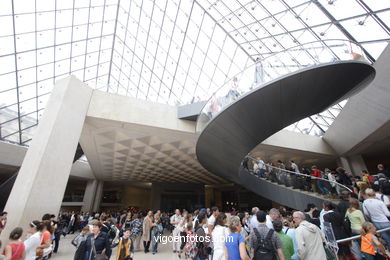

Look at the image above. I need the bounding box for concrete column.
[0,76,92,243]
[92,181,104,212]
[337,157,353,174]
[348,155,368,176]
[81,180,98,213]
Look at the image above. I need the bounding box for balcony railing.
[196,40,369,133]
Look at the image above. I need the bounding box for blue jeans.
[259,169,266,178]
[317,180,329,194]
[372,221,390,249]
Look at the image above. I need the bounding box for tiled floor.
[53,233,179,260]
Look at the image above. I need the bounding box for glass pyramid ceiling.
[0,0,389,145]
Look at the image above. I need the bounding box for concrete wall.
[324,43,390,156]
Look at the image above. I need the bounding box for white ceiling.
[80,116,228,184]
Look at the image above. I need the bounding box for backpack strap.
[265,229,274,241]
[284,228,289,234]
[253,228,262,252]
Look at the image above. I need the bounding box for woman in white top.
[212,213,229,260]
[24,220,43,260]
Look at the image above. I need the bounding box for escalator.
[195,40,375,210]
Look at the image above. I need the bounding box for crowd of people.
[246,156,390,198]
[0,163,389,260]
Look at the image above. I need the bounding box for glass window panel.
[16,32,36,53]
[341,17,389,42]
[275,11,305,32]
[261,0,288,15]
[0,72,17,92]
[38,78,54,96]
[18,67,36,86]
[74,8,89,25]
[37,47,54,65]
[88,22,103,38]
[362,42,389,60]
[55,44,71,61]
[17,51,36,70]
[19,98,37,116]
[87,38,101,53]
[55,59,70,75]
[294,2,331,26]
[283,0,309,8]
[85,65,98,81]
[0,0,12,16]
[37,12,55,31]
[377,11,390,29]
[103,20,116,35]
[0,55,16,75]
[37,93,50,110]
[0,126,20,143]
[72,41,87,56]
[71,55,85,71]
[318,0,366,20]
[37,30,55,49]
[56,10,73,28]
[0,89,17,108]
[104,5,118,21]
[13,0,35,14]
[89,6,103,23]
[362,0,390,11]
[19,83,37,102]
[73,25,88,41]
[56,27,72,45]
[0,16,14,36]
[291,29,318,44]
[0,36,15,56]
[14,14,35,34]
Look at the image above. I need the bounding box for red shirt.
[310,169,321,178]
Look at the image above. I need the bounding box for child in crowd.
[361,222,388,260]
[114,229,134,260]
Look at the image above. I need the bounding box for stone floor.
[52,233,178,260]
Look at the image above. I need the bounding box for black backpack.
[253,228,276,260]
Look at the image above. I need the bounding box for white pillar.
[337,156,353,174]
[348,155,367,177]
[81,180,98,213]
[0,76,92,242]
[92,181,104,212]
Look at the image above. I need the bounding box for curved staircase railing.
[196,39,369,133]
[245,155,353,197]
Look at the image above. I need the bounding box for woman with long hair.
[24,221,43,260]
[212,213,229,260]
[35,221,52,260]
[3,227,25,260]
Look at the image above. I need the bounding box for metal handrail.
[246,155,353,193]
[196,39,369,133]
[336,227,390,244]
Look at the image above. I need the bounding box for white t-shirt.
[258,160,266,170]
[265,215,274,229]
[208,214,216,227]
[24,232,41,260]
[291,163,299,173]
[376,193,390,206]
[170,214,182,228]
[363,198,390,222]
